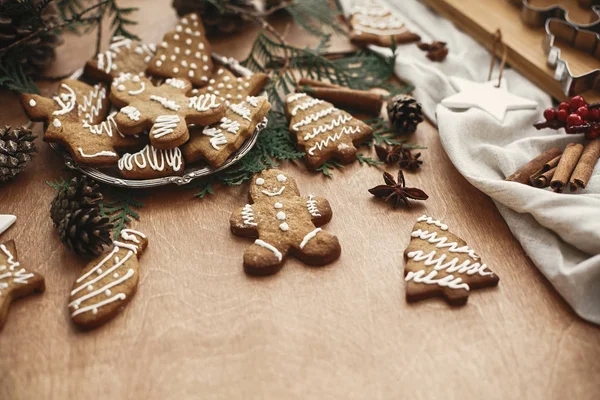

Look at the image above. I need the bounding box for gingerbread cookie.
[404,215,499,306]
[190,67,269,107]
[84,36,156,83]
[21,90,140,166]
[110,74,225,149]
[182,96,270,167]
[285,92,373,169]
[0,240,45,330]
[349,5,420,47]
[68,229,147,329]
[230,169,341,275]
[118,144,184,179]
[146,13,213,86]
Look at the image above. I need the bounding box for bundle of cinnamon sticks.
[506,140,600,192]
[297,78,384,116]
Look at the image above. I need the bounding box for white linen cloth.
[340,0,600,323]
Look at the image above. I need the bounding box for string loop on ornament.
[487,29,507,88]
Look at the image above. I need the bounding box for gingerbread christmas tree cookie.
[146,13,213,86]
[182,95,271,168]
[285,92,373,169]
[230,169,341,276]
[349,5,420,47]
[190,67,269,107]
[404,215,500,305]
[84,36,156,83]
[0,240,45,330]
[68,229,147,329]
[118,144,184,179]
[110,74,225,149]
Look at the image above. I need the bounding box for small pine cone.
[50,176,103,227]
[172,0,257,35]
[0,125,37,183]
[57,208,113,258]
[387,94,424,134]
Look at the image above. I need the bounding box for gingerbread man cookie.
[110,74,225,149]
[68,229,147,329]
[182,95,271,167]
[349,4,420,47]
[0,240,45,330]
[190,66,269,107]
[118,144,184,179]
[285,92,373,169]
[230,169,341,275]
[146,13,213,86]
[84,36,156,83]
[22,89,140,166]
[404,215,500,306]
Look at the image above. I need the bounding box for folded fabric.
[340,0,600,323]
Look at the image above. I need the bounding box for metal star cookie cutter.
[544,17,600,95]
[48,53,268,188]
[509,0,600,29]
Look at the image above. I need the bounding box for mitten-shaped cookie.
[285,92,373,169]
[349,6,420,47]
[110,74,225,149]
[404,215,499,305]
[0,240,45,330]
[230,169,341,275]
[68,229,147,329]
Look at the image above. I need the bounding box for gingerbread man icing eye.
[255,178,265,186]
[276,174,287,183]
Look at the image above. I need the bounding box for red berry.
[567,113,583,127]
[570,95,586,111]
[558,102,570,110]
[589,108,600,121]
[577,106,589,119]
[557,109,568,122]
[586,130,599,140]
[543,108,556,121]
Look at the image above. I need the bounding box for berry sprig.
[534,95,600,140]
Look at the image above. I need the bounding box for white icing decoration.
[274,202,283,209]
[77,148,117,158]
[246,96,259,107]
[188,94,220,112]
[220,117,240,134]
[276,211,286,220]
[306,195,321,217]
[121,106,141,121]
[150,95,181,111]
[254,239,282,262]
[166,78,186,89]
[255,178,265,185]
[241,204,257,226]
[287,93,307,103]
[308,126,360,156]
[417,215,449,231]
[411,229,479,259]
[202,127,227,150]
[52,84,76,116]
[302,114,353,141]
[279,222,289,232]
[230,102,251,121]
[152,115,180,138]
[29,99,36,107]
[0,243,34,297]
[128,81,146,96]
[261,187,285,197]
[276,174,287,183]
[299,228,322,249]
[291,98,323,116]
[82,112,122,137]
[71,293,127,318]
[52,119,61,128]
[118,145,183,172]
[292,106,337,131]
[78,85,107,122]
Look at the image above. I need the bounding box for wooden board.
[0,1,599,399]
[421,0,600,102]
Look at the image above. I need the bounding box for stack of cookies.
[20,13,270,180]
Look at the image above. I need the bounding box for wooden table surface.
[1,1,599,399]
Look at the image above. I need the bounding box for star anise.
[417,41,448,62]
[374,144,403,164]
[368,170,428,208]
[399,148,423,170]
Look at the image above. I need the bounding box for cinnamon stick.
[569,140,600,191]
[297,78,341,89]
[551,143,584,192]
[506,147,562,184]
[532,167,556,188]
[302,86,384,116]
[529,154,561,185]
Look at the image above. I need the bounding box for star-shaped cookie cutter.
[510,0,600,29]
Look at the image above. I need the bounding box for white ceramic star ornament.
[0,215,16,236]
[441,77,538,123]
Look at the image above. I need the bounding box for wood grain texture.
[0,1,599,399]
[421,0,600,102]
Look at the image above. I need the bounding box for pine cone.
[0,1,63,77]
[57,208,113,258]
[0,125,37,183]
[387,94,424,135]
[50,176,103,227]
[172,0,258,35]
